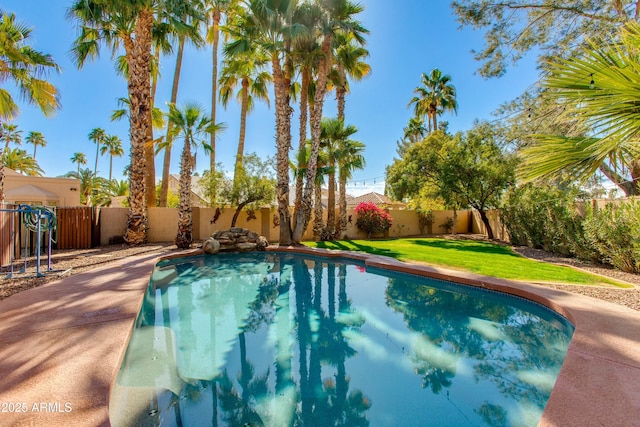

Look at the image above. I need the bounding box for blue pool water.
[110,252,574,427]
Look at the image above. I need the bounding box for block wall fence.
[99,207,503,245]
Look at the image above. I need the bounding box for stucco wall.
[99,206,483,244]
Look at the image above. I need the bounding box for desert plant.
[355,202,393,238]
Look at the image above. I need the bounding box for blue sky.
[6,1,539,196]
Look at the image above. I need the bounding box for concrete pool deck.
[0,246,639,426]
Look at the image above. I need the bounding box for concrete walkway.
[0,247,639,426]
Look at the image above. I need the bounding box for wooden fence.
[55,207,100,249]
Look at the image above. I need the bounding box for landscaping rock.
[202,238,220,254]
[204,228,269,254]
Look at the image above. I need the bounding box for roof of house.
[348,191,397,206]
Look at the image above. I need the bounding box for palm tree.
[0,123,23,150]
[245,0,299,245]
[70,152,87,176]
[221,16,272,185]
[293,0,368,244]
[69,0,159,244]
[167,102,217,248]
[100,135,125,181]
[337,138,365,237]
[408,69,457,133]
[333,31,370,123]
[205,0,240,177]
[2,148,44,176]
[65,168,108,206]
[0,11,60,200]
[319,117,358,238]
[25,131,46,159]
[156,2,206,207]
[520,21,640,196]
[404,116,427,143]
[87,127,106,175]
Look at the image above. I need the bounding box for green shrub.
[501,184,586,257]
[355,202,393,238]
[582,201,640,273]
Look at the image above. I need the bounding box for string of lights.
[345,174,386,186]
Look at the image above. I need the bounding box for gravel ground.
[1,241,638,311]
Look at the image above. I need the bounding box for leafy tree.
[167,102,217,248]
[2,148,44,176]
[25,131,46,159]
[387,123,516,239]
[221,153,276,227]
[0,11,60,200]
[333,31,370,123]
[520,22,640,196]
[451,0,633,77]
[408,69,457,133]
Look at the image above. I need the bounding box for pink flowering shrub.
[355,202,393,238]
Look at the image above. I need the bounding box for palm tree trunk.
[234,78,250,184]
[313,180,324,240]
[325,169,336,238]
[160,36,186,207]
[109,155,113,181]
[176,138,193,248]
[0,123,5,201]
[94,142,100,175]
[337,175,348,238]
[336,65,346,122]
[273,55,293,245]
[210,12,221,176]
[293,36,333,243]
[294,66,311,220]
[123,9,153,245]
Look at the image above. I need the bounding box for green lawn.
[305,238,631,288]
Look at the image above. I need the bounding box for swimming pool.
[110,252,574,426]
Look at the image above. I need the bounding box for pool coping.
[0,246,638,426]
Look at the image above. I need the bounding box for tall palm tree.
[293,0,368,243]
[69,0,159,244]
[70,152,87,176]
[337,138,365,237]
[2,148,44,176]
[205,0,240,177]
[333,31,370,123]
[100,134,125,181]
[319,117,358,238]
[245,0,299,245]
[25,131,46,159]
[167,102,217,248]
[291,2,322,224]
[0,11,60,200]
[520,21,640,196]
[157,1,206,207]
[221,16,272,185]
[408,69,457,133]
[87,127,106,175]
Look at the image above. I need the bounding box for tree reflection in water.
[112,253,572,427]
